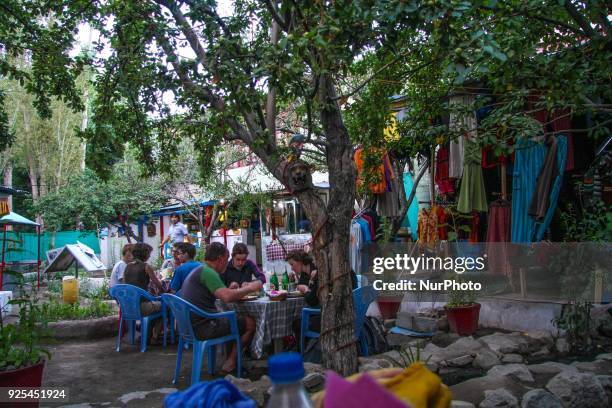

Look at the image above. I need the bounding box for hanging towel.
[435,146,455,194]
[486,199,512,275]
[448,95,475,179]
[534,135,567,242]
[401,173,420,240]
[529,135,559,220]
[511,139,546,243]
[457,137,488,213]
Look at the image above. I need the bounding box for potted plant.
[0,270,50,403]
[444,276,480,336]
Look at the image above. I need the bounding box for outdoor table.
[216,296,305,359]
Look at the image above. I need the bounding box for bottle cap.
[268,352,305,384]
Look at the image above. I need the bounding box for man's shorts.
[193,316,247,340]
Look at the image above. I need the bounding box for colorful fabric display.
[511,139,546,242]
[458,137,488,213]
[435,146,455,194]
[533,135,567,242]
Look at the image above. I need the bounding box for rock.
[451,401,476,408]
[47,316,119,340]
[546,370,608,408]
[225,375,265,406]
[359,357,394,369]
[597,375,612,401]
[303,362,324,375]
[432,331,460,347]
[529,346,550,359]
[487,364,534,383]
[447,355,475,367]
[439,336,484,361]
[479,388,518,408]
[527,362,577,376]
[596,353,612,361]
[599,322,612,338]
[520,389,562,408]
[302,372,325,391]
[555,338,569,354]
[473,350,501,370]
[502,354,523,364]
[524,331,554,348]
[479,333,530,354]
[451,375,529,406]
[570,359,611,374]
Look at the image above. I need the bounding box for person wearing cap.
[181,242,262,374]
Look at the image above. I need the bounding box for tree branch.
[264,0,288,31]
[564,1,598,38]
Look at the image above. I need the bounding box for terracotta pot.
[0,360,45,408]
[444,303,481,335]
[377,298,402,320]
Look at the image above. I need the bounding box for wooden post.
[501,162,508,200]
[519,267,527,298]
[594,268,604,304]
[0,224,6,290]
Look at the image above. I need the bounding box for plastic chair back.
[162,294,214,344]
[109,284,152,320]
[352,285,377,338]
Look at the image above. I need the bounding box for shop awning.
[0,212,40,226]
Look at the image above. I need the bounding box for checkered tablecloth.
[265,242,309,261]
[217,297,305,359]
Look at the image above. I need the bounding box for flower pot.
[444,303,481,335]
[0,360,45,407]
[377,298,402,320]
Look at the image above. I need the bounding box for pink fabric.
[323,371,409,408]
[265,242,309,261]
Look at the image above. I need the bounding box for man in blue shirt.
[170,243,201,293]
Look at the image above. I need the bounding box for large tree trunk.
[3,162,12,210]
[295,74,358,376]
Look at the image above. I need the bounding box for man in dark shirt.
[181,242,262,373]
[224,243,266,288]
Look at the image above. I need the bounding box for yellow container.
[62,276,79,304]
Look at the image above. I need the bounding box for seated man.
[224,243,266,288]
[181,242,262,374]
[170,242,201,293]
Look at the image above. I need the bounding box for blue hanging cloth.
[164,379,256,408]
[534,135,568,241]
[511,139,546,243]
[401,173,419,240]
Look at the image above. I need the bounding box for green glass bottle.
[270,272,279,291]
[282,271,290,291]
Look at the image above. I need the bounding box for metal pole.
[37,225,41,290]
[0,224,6,290]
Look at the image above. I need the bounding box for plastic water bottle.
[266,352,313,408]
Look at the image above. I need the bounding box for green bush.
[39,298,113,322]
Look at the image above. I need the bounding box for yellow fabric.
[379,363,452,408]
[312,364,451,408]
[384,112,400,142]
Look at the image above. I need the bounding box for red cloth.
[361,214,376,240]
[435,146,455,194]
[486,199,512,276]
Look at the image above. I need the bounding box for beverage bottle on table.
[270,272,279,291]
[266,352,313,408]
[282,271,290,290]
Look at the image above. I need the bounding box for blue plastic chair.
[300,285,377,356]
[109,284,164,353]
[161,294,242,385]
[163,289,181,347]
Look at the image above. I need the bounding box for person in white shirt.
[109,244,135,287]
[159,213,190,250]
